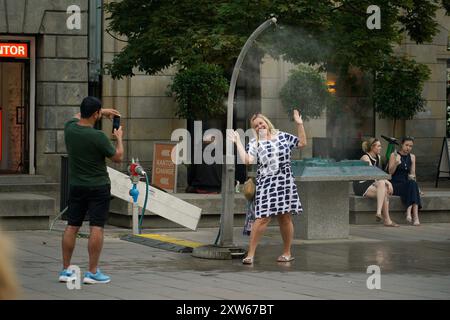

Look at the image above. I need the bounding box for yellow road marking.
[136,234,204,248]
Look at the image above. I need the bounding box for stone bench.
[292,166,390,240]
[349,191,450,224]
[0,193,54,230]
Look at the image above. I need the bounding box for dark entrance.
[0,42,30,174]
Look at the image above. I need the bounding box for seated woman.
[353,138,399,227]
[388,136,422,226]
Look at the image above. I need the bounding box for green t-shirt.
[64,118,116,186]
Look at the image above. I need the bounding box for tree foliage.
[374,56,430,132]
[104,0,447,123]
[168,64,229,120]
[104,0,448,78]
[280,65,333,121]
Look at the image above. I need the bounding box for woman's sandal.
[242,257,254,265]
[384,221,400,227]
[413,220,421,226]
[375,214,383,222]
[277,255,295,262]
[406,215,413,224]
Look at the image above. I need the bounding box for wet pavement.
[158,242,450,275]
[5,223,450,300]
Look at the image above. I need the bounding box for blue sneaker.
[58,269,76,282]
[83,269,111,284]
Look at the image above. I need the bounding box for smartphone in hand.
[112,115,120,133]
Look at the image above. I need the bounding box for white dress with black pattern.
[246,131,303,219]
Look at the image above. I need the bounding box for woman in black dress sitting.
[388,137,422,226]
[353,138,399,227]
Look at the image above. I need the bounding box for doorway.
[0,37,35,175]
[0,61,30,174]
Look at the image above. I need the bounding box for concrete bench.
[349,191,450,224]
[292,166,390,240]
[0,193,54,230]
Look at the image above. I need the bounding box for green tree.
[104,0,448,126]
[279,65,334,121]
[168,64,229,120]
[373,56,431,135]
[104,0,448,77]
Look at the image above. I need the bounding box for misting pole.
[218,17,277,247]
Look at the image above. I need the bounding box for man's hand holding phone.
[112,115,121,133]
[101,108,121,120]
[100,108,122,136]
[113,124,123,141]
[101,108,122,140]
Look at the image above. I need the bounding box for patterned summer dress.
[246,131,303,219]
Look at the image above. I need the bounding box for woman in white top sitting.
[352,138,399,227]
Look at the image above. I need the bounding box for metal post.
[218,17,277,247]
[132,200,139,235]
[192,18,277,260]
[128,159,142,235]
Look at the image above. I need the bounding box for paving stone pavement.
[4,223,450,300]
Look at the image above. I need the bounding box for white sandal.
[277,255,294,262]
[242,257,254,265]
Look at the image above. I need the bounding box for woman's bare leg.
[406,205,412,223]
[364,181,386,218]
[382,194,393,225]
[412,204,420,226]
[245,217,271,258]
[277,213,293,257]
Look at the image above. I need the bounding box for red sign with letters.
[0,43,29,59]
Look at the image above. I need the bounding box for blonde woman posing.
[229,110,307,264]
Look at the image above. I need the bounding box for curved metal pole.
[219,18,277,247]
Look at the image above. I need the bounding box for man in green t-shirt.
[59,96,123,285]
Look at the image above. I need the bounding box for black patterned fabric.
[246,131,303,219]
[243,201,256,236]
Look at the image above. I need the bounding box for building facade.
[0,0,89,182]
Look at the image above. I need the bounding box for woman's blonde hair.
[250,113,279,140]
[0,231,19,300]
[361,137,379,153]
